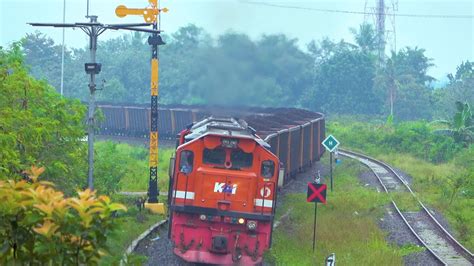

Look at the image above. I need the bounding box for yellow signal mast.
[115,0,168,214]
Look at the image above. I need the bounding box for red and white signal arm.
[307,182,327,204]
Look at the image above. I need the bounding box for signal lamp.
[238,218,245,224]
[247,220,257,231]
[199,214,207,221]
[84,63,102,74]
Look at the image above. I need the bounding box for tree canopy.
[21,24,471,121]
[0,43,87,192]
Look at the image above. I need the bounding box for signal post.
[116,0,168,214]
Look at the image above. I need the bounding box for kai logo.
[214,182,237,194]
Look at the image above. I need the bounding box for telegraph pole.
[115,0,167,213]
[29,10,160,190]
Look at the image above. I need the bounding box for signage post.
[326,253,336,266]
[322,135,340,192]
[307,182,327,252]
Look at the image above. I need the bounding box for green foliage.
[330,120,461,163]
[0,44,87,193]
[433,61,474,118]
[21,23,444,121]
[399,244,426,257]
[94,142,129,195]
[99,197,163,265]
[304,44,381,114]
[95,141,174,193]
[375,48,434,121]
[0,167,127,265]
[432,101,473,145]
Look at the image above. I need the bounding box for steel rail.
[338,149,447,265]
[340,148,474,264]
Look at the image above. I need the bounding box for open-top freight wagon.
[96,104,325,184]
[98,104,326,186]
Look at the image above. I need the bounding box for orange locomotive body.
[167,117,280,265]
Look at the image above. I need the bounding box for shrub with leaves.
[0,166,127,265]
[0,43,87,193]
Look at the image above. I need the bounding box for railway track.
[340,149,474,266]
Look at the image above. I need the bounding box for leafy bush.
[329,120,462,162]
[0,167,126,265]
[0,44,87,194]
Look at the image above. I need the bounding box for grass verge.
[100,196,166,265]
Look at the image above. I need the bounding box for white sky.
[1,0,473,79]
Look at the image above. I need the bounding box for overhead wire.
[239,0,474,19]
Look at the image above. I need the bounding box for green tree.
[375,48,434,120]
[0,44,87,192]
[350,23,377,53]
[22,32,66,92]
[304,39,380,114]
[434,61,474,118]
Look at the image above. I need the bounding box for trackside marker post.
[307,182,327,252]
[322,135,340,192]
[326,253,336,265]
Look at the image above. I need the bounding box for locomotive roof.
[185,117,270,148]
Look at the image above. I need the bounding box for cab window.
[203,148,225,165]
[261,160,275,178]
[179,150,194,174]
[231,149,253,168]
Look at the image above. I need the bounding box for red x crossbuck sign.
[307,183,327,204]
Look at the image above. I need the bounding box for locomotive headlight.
[199,214,207,221]
[238,218,245,224]
[247,220,258,231]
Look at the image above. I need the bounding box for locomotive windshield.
[202,147,253,169]
[203,148,225,165]
[231,149,253,168]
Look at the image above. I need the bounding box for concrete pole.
[87,15,98,190]
[60,0,66,96]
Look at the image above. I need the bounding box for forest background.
[21,23,473,121]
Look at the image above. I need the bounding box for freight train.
[96,104,325,183]
[97,104,324,264]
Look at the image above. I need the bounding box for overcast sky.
[1,0,473,79]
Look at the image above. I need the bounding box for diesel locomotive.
[167,117,282,265]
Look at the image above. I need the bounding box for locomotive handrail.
[263,133,278,143]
